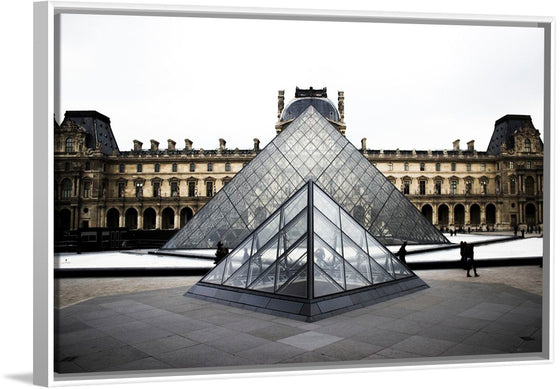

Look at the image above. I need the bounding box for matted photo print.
[34,2,552,386]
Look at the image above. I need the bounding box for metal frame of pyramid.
[187,181,428,322]
[163,106,448,251]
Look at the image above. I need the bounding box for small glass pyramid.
[164,106,448,250]
[188,181,427,321]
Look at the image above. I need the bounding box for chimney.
[219,138,226,150]
[361,138,367,151]
[467,140,475,151]
[184,138,193,151]
[253,138,260,151]
[167,139,176,151]
[150,139,159,151]
[453,139,460,150]
[338,91,345,122]
[277,90,285,119]
[133,140,143,151]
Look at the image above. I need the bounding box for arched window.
[524,139,531,153]
[65,137,74,153]
[61,178,72,199]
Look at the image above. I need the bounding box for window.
[388,162,393,171]
[481,181,487,194]
[524,139,531,152]
[225,162,231,172]
[119,164,125,173]
[419,180,426,195]
[137,164,142,173]
[135,182,143,198]
[206,181,214,197]
[451,180,457,195]
[510,177,516,194]
[152,182,160,197]
[481,163,486,172]
[526,161,532,169]
[207,163,213,172]
[403,180,410,195]
[65,162,70,171]
[404,162,409,171]
[154,163,160,173]
[172,163,178,173]
[61,178,72,199]
[420,162,425,171]
[85,161,91,170]
[188,181,196,197]
[466,163,471,172]
[189,162,195,172]
[436,162,441,172]
[171,181,179,197]
[465,181,472,194]
[118,182,125,198]
[435,180,442,195]
[83,181,91,198]
[509,161,514,169]
[65,137,74,153]
[451,162,456,171]
[496,177,501,194]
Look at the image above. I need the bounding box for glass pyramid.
[188,181,427,321]
[164,106,448,250]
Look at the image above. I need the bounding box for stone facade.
[54,93,544,235]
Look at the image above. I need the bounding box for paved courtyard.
[54,266,544,376]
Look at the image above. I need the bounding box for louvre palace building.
[53,87,544,246]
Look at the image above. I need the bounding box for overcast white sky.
[58,13,544,152]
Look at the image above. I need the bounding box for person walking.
[396,241,408,265]
[459,241,467,270]
[465,243,479,277]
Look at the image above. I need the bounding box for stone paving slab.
[54,276,545,375]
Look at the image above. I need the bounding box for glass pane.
[282,187,308,225]
[313,209,342,255]
[277,267,307,298]
[341,212,368,253]
[278,211,307,256]
[344,260,371,290]
[342,234,372,283]
[201,260,227,284]
[223,261,250,288]
[222,238,253,282]
[369,256,395,284]
[391,257,413,279]
[313,235,345,289]
[248,262,277,292]
[314,265,344,297]
[247,238,279,285]
[276,251,307,290]
[313,187,340,227]
[253,213,280,252]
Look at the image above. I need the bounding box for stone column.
[156,208,162,229]
[138,210,143,230]
[481,205,486,225]
[174,208,180,229]
[465,204,470,225]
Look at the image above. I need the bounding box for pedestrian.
[396,241,407,264]
[459,241,468,270]
[214,240,229,264]
[513,224,518,236]
[465,243,479,277]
